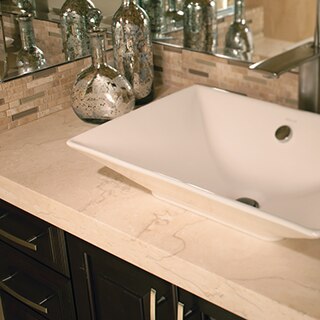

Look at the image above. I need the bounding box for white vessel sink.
[68,85,320,241]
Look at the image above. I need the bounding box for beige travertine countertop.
[0,101,320,320]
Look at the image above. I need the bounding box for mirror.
[154,0,316,62]
[0,0,316,82]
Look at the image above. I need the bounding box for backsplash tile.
[153,43,298,109]
[11,106,38,121]
[0,39,299,133]
[0,57,90,132]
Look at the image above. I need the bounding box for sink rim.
[67,84,320,241]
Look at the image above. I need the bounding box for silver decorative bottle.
[139,0,164,36]
[165,0,184,31]
[60,0,92,61]
[112,0,154,105]
[224,0,253,61]
[16,13,46,74]
[183,0,217,53]
[72,22,135,123]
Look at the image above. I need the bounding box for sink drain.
[275,125,292,142]
[236,197,260,208]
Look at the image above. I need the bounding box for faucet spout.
[249,0,320,114]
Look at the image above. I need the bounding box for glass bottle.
[183,0,217,53]
[60,0,92,61]
[72,28,135,124]
[224,0,253,61]
[16,13,46,75]
[112,0,154,105]
[0,15,8,80]
[164,0,184,31]
[206,0,218,53]
[140,0,165,36]
[15,0,34,15]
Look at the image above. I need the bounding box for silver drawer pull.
[177,302,184,320]
[0,274,54,314]
[0,228,37,251]
[150,288,157,320]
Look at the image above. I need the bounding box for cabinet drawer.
[178,288,244,320]
[0,241,76,320]
[0,199,69,276]
[1,291,47,320]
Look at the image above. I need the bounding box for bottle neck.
[122,0,136,6]
[17,14,36,49]
[89,29,107,68]
[167,0,176,11]
[234,0,245,23]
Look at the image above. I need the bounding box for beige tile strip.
[32,67,57,80]
[12,106,38,121]
[20,92,45,105]
[188,69,209,78]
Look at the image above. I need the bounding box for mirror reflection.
[0,0,316,82]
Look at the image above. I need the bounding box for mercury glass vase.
[112,0,154,105]
[139,0,165,36]
[72,28,135,124]
[183,0,218,52]
[0,16,8,80]
[164,0,184,32]
[60,0,92,61]
[16,13,46,74]
[15,0,34,14]
[224,0,253,61]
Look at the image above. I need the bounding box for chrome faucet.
[249,0,320,114]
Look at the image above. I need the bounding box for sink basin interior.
[68,85,320,240]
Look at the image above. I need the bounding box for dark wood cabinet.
[1,291,47,320]
[66,233,177,320]
[0,198,245,320]
[177,288,244,320]
[0,199,69,276]
[0,199,76,320]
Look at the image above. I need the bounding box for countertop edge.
[0,175,316,320]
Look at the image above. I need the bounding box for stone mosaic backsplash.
[153,43,298,109]
[0,58,90,132]
[0,41,298,133]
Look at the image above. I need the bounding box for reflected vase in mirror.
[112,0,154,105]
[72,25,135,124]
[14,0,35,14]
[60,0,92,61]
[0,16,8,80]
[183,0,218,53]
[224,0,253,61]
[16,12,46,75]
[139,0,164,36]
[164,0,184,32]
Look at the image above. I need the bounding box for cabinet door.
[177,289,245,320]
[67,234,176,320]
[0,241,76,320]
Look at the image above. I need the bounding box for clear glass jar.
[60,0,92,61]
[72,28,135,123]
[16,13,46,74]
[112,0,154,105]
